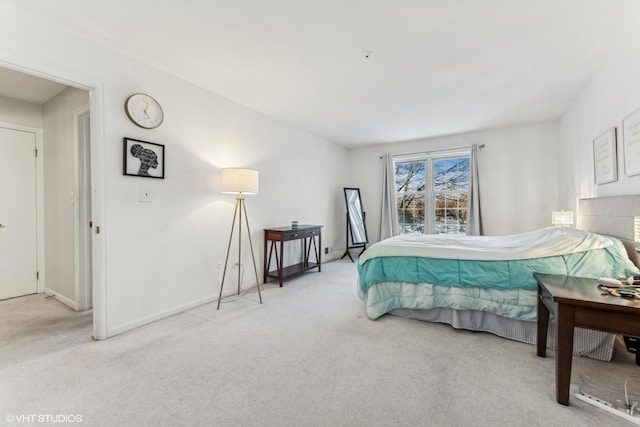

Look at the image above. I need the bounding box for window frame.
[394,149,470,235]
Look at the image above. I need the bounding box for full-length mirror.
[344,187,368,245]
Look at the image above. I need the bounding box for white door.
[0,127,37,300]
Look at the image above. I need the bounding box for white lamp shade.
[221,168,259,194]
[634,216,640,243]
[551,210,574,227]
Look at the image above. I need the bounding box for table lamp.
[551,210,574,227]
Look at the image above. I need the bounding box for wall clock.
[124,93,164,129]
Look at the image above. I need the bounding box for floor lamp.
[217,168,263,309]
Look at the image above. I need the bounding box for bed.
[357,225,640,361]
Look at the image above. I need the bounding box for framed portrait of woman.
[123,137,165,179]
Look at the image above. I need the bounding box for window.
[395,153,470,235]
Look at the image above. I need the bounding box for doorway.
[0,67,99,336]
[0,125,38,300]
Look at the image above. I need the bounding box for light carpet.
[1,259,638,426]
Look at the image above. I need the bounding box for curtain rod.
[380,144,485,159]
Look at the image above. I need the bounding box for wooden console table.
[534,273,640,406]
[263,225,322,286]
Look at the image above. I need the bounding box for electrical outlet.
[324,247,329,255]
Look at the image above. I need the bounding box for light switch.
[140,187,152,203]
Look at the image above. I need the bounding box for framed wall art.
[622,108,640,177]
[123,137,165,179]
[593,127,617,185]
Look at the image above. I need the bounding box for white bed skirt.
[389,307,615,361]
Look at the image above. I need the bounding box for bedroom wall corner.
[559,13,640,211]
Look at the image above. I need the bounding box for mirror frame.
[344,187,368,244]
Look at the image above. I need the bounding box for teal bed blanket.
[357,244,638,292]
[357,228,640,320]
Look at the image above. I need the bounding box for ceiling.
[3,1,639,147]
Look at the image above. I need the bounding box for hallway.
[0,294,92,365]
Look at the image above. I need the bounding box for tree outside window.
[395,155,469,235]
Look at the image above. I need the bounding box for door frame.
[0,122,44,295]
[74,106,92,311]
[0,60,107,340]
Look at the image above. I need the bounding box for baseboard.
[107,293,222,337]
[43,288,78,311]
[106,264,339,338]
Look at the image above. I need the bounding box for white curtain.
[466,144,482,235]
[380,154,399,240]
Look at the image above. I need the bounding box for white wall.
[106,78,349,332]
[348,122,559,241]
[559,31,640,216]
[42,88,90,306]
[0,96,42,127]
[0,4,349,337]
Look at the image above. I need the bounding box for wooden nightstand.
[535,273,640,405]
